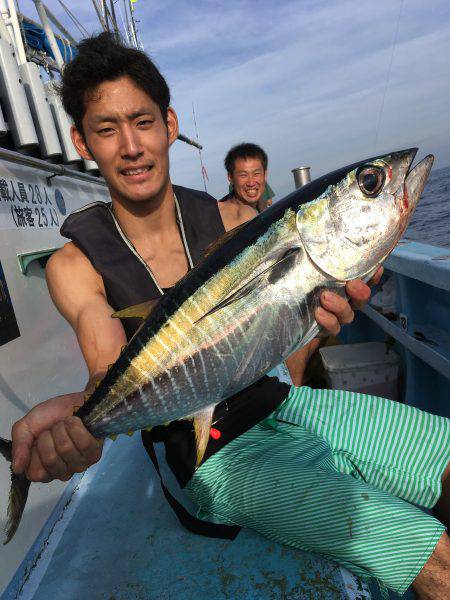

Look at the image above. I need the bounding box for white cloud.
[160,1,450,198]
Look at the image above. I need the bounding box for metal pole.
[291,166,311,189]
[101,0,110,32]
[0,146,106,185]
[43,3,77,45]
[127,0,138,48]
[33,0,64,69]
[5,0,27,64]
[91,0,108,32]
[109,0,121,42]
[177,133,202,150]
[0,0,15,45]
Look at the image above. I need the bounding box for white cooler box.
[319,342,400,400]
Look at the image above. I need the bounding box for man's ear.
[71,126,94,161]
[167,108,179,146]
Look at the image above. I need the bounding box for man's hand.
[315,267,383,336]
[12,392,103,483]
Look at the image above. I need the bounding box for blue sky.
[20,0,450,199]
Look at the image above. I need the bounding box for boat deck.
[2,435,393,600]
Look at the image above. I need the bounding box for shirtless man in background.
[218,143,268,229]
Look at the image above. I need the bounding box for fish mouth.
[403,154,434,214]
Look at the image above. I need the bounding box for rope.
[373,0,404,151]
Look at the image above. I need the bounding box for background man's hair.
[224,143,268,174]
[60,32,170,134]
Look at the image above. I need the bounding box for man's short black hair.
[224,143,268,175]
[60,33,170,134]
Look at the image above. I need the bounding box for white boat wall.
[0,152,110,592]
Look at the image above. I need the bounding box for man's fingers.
[315,307,341,336]
[36,430,71,481]
[11,420,35,475]
[64,417,103,468]
[26,447,53,483]
[320,291,355,326]
[51,421,86,473]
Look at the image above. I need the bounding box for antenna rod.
[91,0,108,31]
[109,0,121,42]
[57,0,90,37]
[127,0,138,48]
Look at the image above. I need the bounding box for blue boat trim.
[387,241,450,292]
[363,305,450,380]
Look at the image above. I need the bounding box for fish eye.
[356,166,385,197]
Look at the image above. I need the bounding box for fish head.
[295,148,434,281]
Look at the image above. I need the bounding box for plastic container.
[319,342,400,400]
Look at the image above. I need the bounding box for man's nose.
[120,126,144,159]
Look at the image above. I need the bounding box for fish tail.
[0,437,31,545]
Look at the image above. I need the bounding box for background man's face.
[73,76,177,206]
[229,157,267,206]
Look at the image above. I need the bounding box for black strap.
[146,440,241,540]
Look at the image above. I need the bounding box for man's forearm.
[285,339,321,386]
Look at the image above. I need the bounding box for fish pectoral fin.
[197,278,259,322]
[203,222,247,258]
[197,246,302,323]
[191,406,215,467]
[112,299,159,321]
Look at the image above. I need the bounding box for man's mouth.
[120,165,153,177]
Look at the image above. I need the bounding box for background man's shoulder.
[172,184,218,204]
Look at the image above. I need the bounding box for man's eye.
[138,119,153,127]
[98,128,114,135]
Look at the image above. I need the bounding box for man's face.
[229,157,267,207]
[72,76,178,206]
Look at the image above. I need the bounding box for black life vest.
[61,184,289,538]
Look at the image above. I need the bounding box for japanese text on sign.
[0,178,60,229]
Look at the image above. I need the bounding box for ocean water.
[405,165,450,248]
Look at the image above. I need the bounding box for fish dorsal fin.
[111,299,159,321]
[204,222,247,258]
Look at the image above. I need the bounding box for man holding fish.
[4,34,450,599]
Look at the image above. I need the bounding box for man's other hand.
[315,266,383,336]
[12,392,103,483]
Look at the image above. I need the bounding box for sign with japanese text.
[0,177,63,230]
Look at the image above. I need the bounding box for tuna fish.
[1,147,433,544]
